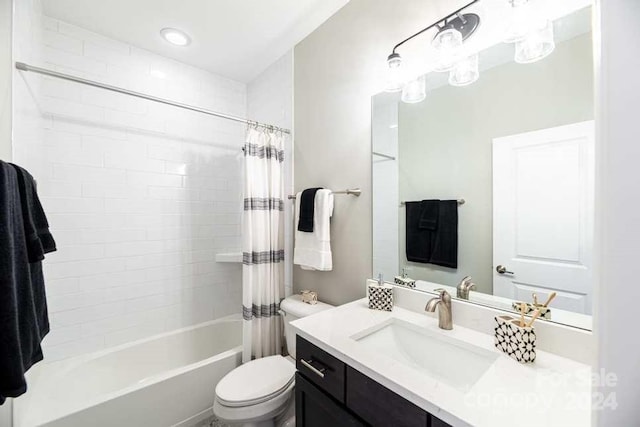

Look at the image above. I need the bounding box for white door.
[493,121,594,314]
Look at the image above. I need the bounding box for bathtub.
[14,316,242,427]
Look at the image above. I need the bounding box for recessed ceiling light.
[160,28,191,46]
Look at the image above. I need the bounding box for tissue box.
[367,281,393,311]
[494,315,536,364]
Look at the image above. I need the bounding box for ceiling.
[42,0,349,83]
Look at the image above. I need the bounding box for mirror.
[371,4,594,330]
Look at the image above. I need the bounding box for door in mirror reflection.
[493,121,594,314]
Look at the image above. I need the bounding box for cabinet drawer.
[346,366,428,427]
[296,335,346,402]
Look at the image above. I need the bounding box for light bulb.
[432,28,463,72]
[504,0,534,43]
[401,76,426,104]
[515,20,555,63]
[449,54,479,87]
[385,53,404,92]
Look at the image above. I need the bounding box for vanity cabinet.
[295,336,453,427]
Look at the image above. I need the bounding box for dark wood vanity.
[295,336,453,427]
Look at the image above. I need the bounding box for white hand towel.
[293,189,334,271]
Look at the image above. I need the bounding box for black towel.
[297,187,322,232]
[429,200,458,268]
[418,200,439,230]
[405,201,435,263]
[0,161,54,404]
[405,199,458,268]
[11,164,56,262]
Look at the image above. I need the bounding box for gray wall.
[293,0,470,305]
[398,34,594,293]
[0,0,11,161]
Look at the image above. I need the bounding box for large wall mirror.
[371,2,594,330]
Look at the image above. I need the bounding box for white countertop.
[291,299,592,427]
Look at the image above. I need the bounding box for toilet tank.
[280,294,333,358]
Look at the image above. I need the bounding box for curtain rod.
[15,62,291,135]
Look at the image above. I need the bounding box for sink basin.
[352,319,498,391]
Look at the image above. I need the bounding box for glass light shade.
[385,54,405,92]
[449,54,479,87]
[401,76,426,104]
[503,0,533,43]
[515,20,555,64]
[432,28,463,72]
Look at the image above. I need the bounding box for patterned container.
[511,301,551,320]
[367,282,394,311]
[494,315,536,364]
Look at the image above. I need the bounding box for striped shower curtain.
[242,128,285,362]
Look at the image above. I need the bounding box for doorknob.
[496,265,514,275]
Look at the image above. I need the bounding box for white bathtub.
[14,316,243,427]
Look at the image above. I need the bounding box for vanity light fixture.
[503,0,534,43]
[432,28,463,72]
[401,76,427,104]
[514,20,555,63]
[449,54,479,86]
[160,28,191,46]
[385,53,405,92]
[385,0,480,101]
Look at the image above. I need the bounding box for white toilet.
[213,294,333,427]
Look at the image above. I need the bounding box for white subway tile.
[47,289,105,313]
[44,46,107,75]
[46,244,105,263]
[126,170,183,187]
[104,241,165,258]
[45,257,126,279]
[45,277,80,296]
[43,197,104,214]
[104,152,163,172]
[58,21,130,54]
[43,30,83,55]
[81,182,147,199]
[53,164,126,183]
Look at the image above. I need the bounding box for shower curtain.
[242,127,285,362]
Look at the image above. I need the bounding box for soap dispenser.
[367,274,394,311]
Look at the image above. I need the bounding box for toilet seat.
[215,355,296,408]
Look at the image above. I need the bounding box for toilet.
[213,294,333,427]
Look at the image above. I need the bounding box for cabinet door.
[431,416,453,427]
[296,373,365,427]
[346,367,428,427]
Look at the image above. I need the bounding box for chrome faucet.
[456,276,476,300]
[425,289,453,330]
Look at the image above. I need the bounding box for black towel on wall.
[405,201,435,263]
[405,199,458,268]
[429,200,458,269]
[297,187,322,232]
[0,161,54,405]
[418,200,439,230]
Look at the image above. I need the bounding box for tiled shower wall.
[13,11,251,361]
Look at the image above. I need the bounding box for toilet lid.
[215,355,296,407]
